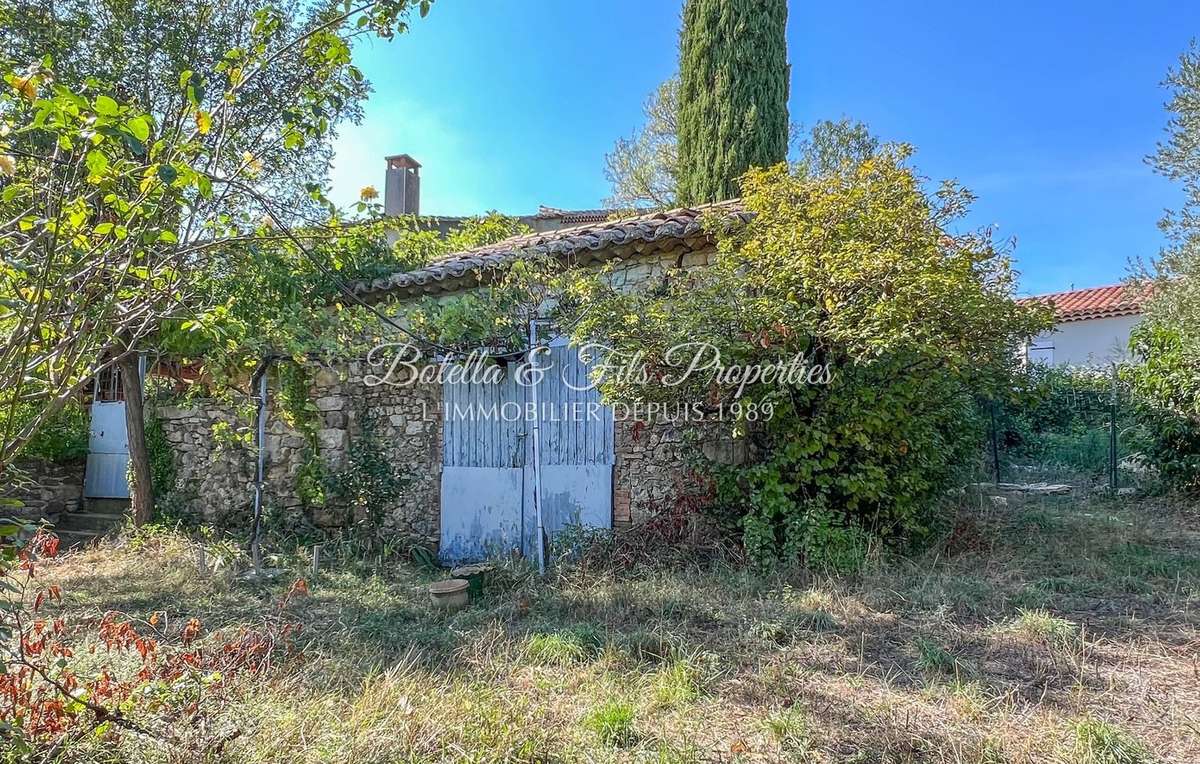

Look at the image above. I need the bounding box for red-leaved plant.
[1,520,304,759]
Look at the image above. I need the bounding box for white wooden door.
[84,401,130,498]
[439,341,613,564]
[523,343,613,554]
[439,365,527,562]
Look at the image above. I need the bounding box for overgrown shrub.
[994,364,1144,478]
[1124,323,1200,493]
[569,149,1047,568]
[11,400,89,464]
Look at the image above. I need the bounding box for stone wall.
[152,358,749,547]
[613,417,751,527]
[155,403,292,526]
[154,361,442,544]
[309,362,442,542]
[151,245,752,548]
[0,458,84,522]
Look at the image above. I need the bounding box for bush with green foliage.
[1124,323,1200,492]
[14,400,89,464]
[568,147,1048,568]
[994,364,1142,478]
[1123,42,1200,493]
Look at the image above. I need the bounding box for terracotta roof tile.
[1017,283,1144,323]
[354,200,748,301]
[534,206,615,224]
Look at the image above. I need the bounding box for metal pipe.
[249,360,270,572]
[527,320,545,575]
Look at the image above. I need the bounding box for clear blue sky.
[328,0,1198,296]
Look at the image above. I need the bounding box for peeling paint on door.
[439,341,613,564]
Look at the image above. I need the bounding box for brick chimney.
[384,154,420,216]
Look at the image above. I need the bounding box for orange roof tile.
[1018,283,1144,323]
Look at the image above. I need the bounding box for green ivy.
[273,361,329,507]
[144,414,177,499]
[274,364,407,538]
[15,400,90,464]
[209,419,253,451]
[295,453,329,508]
[328,409,409,541]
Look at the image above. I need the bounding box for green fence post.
[1109,363,1118,492]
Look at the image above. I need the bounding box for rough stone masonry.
[153,357,743,549]
[154,361,442,544]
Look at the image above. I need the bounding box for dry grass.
[31,491,1200,762]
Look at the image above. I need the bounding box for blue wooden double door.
[439,342,614,563]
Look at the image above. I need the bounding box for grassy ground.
[32,491,1200,763]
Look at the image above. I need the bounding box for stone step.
[55,511,127,533]
[60,512,126,529]
[83,498,131,514]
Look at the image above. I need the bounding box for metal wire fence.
[983,365,1148,491]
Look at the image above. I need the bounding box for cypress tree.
[676,0,789,205]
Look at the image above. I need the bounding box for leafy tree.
[1136,41,1200,351]
[168,210,529,379]
[0,0,370,214]
[605,69,868,211]
[676,0,789,205]
[570,144,1048,567]
[604,77,678,209]
[792,118,879,179]
[0,0,433,519]
[1126,41,1200,492]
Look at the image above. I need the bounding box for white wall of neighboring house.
[1026,314,1142,367]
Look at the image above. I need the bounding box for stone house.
[157,180,751,562]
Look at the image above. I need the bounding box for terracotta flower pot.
[429,578,470,610]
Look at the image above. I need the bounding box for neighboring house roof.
[354,199,749,302]
[394,207,618,238]
[533,206,615,225]
[1018,284,1144,324]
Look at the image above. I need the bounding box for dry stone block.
[315,396,344,412]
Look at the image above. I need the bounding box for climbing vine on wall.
[273,362,328,509]
[127,413,179,510]
[272,363,407,543]
[329,409,409,547]
[143,414,177,500]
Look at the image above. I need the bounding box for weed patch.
[524,625,604,665]
[1003,609,1080,649]
[913,635,969,677]
[1073,717,1155,764]
[583,699,637,747]
[21,494,1195,762]
[762,707,811,753]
